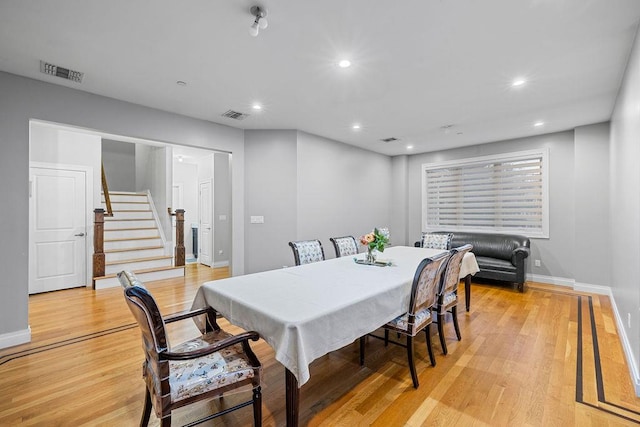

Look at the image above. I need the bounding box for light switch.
[250,215,264,224]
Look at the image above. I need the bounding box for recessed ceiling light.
[177,155,184,162]
[352,123,361,130]
[252,103,262,110]
[406,145,414,150]
[512,78,526,87]
[534,121,544,127]
[176,81,187,86]
[338,59,351,68]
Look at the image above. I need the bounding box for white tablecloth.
[191,246,479,386]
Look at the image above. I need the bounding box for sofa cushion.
[475,256,517,273]
[421,232,452,250]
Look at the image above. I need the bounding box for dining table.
[191,245,479,426]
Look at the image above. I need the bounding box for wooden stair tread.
[93,265,184,281]
[105,255,173,266]
[104,227,157,231]
[105,246,164,254]
[105,236,160,242]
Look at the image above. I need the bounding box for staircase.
[93,191,185,289]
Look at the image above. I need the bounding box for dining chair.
[420,232,453,250]
[117,271,263,427]
[288,239,325,265]
[434,244,474,355]
[329,235,358,258]
[360,251,451,388]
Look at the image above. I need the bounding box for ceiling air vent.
[221,110,249,120]
[380,137,399,143]
[40,60,84,83]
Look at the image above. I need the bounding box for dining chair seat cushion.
[169,330,260,403]
[421,233,452,250]
[436,292,458,314]
[386,307,432,333]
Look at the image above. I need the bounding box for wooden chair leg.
[140,388,152,427]
[452,306,461,341]
[424,324,436,366]
[253,385,262,427]
[437,313,448,355]
[160,416,171,427]
[406,335,419,388]
[359,336,365,366]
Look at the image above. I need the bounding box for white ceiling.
[1,0,639,156]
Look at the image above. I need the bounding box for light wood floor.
[1,264,640,426]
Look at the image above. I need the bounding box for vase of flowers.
[359,228,389,264]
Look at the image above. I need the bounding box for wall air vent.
[221,110,249,120]
[40,60,84,83]
[380,137,399,143]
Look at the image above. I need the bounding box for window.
[422,149,549,238]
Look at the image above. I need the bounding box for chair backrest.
[123,285,170,353]
[438,244,474,297]
[407,251,450,321]
[289,239,325,265]
[330,236,358,258]
[420,232,453,250]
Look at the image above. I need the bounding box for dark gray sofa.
[415,231,531,292]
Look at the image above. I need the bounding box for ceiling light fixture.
[512,78,526,87]
[177,156,184,162]
[249,6,268,37]
[407,145,414,150]
[338,59,352,68]
[534,121,544,127]
[252,103,262,110]
[352,123,361,130]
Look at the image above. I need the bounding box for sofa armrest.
[511,246,530,265]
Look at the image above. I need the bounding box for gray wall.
[610,26,640,379]
[574,123,610,287]
[135,145,172,242]
[243,130,393,273]
[214,152,232,265]
[296,131,392,251]
[244,130,298,273]
[101,139,135,192]
[390,155,409,246]
[0,71,245,345]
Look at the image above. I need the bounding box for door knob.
[74,232,85,237]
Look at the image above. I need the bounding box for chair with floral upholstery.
[360,251,450,388]
[118,271,263,427]
[288,239,325,265]
[329,235,359,258]
[419,232,453,250]
[434,244,473,355]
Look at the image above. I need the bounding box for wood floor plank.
[1,265,640,426]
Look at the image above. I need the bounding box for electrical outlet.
[534,259,541,267]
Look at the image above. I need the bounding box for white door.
[29,167,87,294]
[199,180,213,267]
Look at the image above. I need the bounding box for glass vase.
[366,247,377,264]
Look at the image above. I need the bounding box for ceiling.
[1,0,640,156]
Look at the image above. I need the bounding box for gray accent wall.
[214,153,232,265]
[610,25,640,384]
[101,139,135,192]
[243,130,393,273]
[244,130,298,273]
[0,71,245,345]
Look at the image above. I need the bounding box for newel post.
[93,208,105,283]
[174,209,185,267]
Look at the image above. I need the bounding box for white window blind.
[422,149,549,237]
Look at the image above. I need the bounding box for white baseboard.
[526,273,574,287]
[601,286,640,396]
[213,261,230,268]
[528,274,640,395]
[0,326,31,349]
